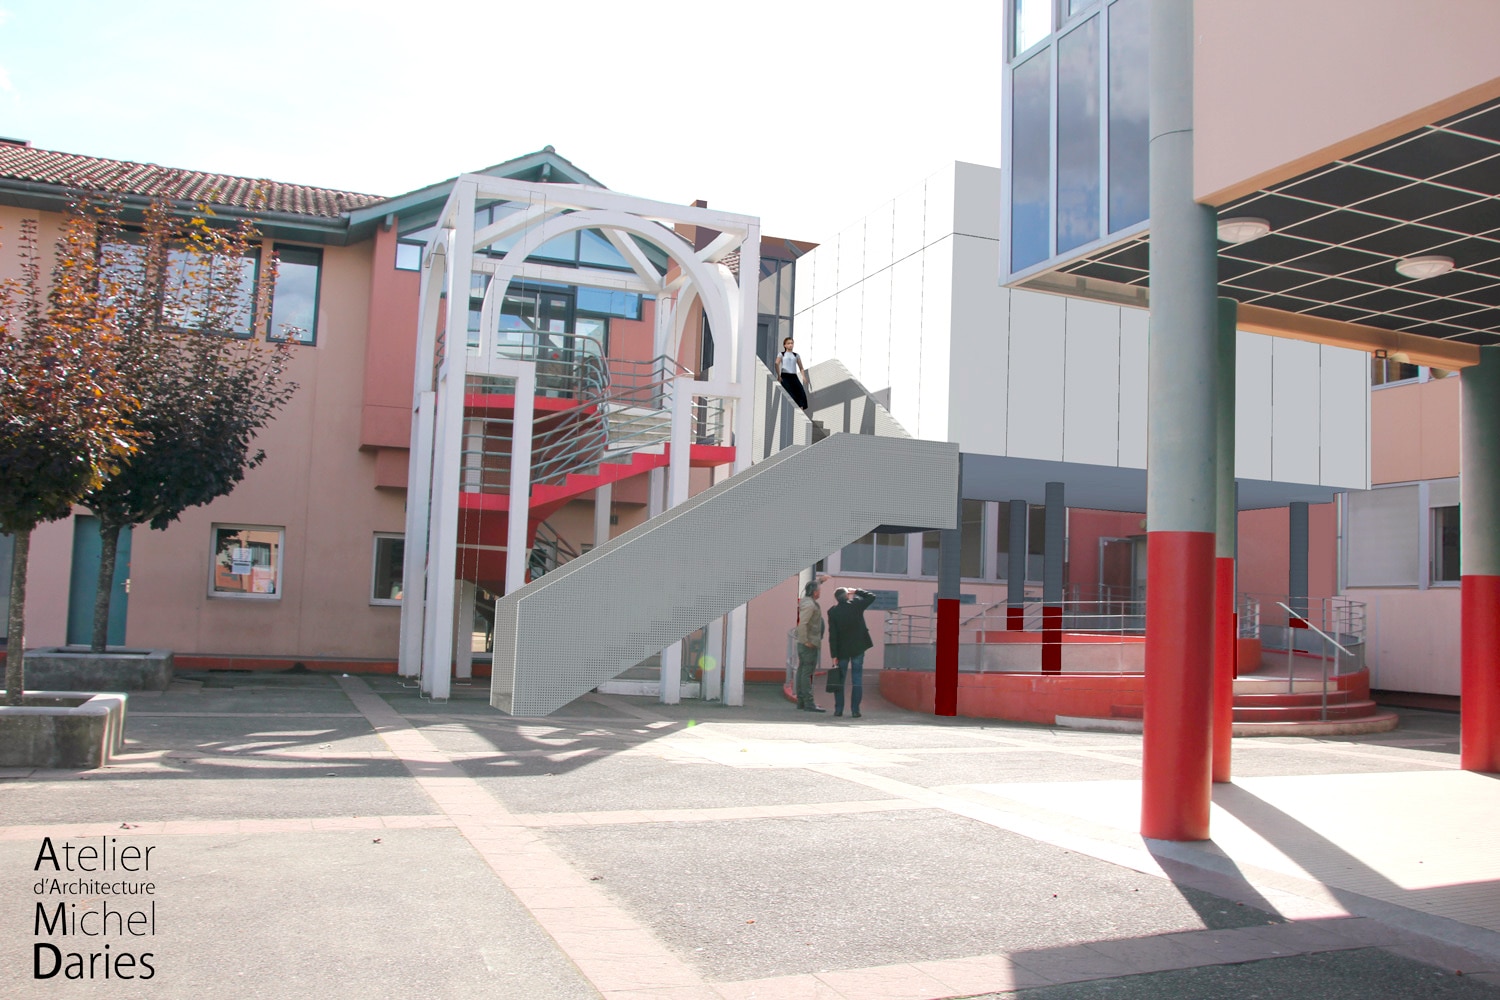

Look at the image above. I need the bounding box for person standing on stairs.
[777,336,811,412]
[795,575,829,712]
[827,587,877,718]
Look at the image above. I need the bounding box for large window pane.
[1108,0,1149,232]
[270,245,321,345]
[211,525,284,598]
[961,500,986,578]
[842,533,875,573]
[372,534,404,604]
[1056,16,1101,253]
[1010,50,1052,271]
[995,506,1014,578]
[921,531,941,576]
[876,533,908,575]
[161,249,257,337]
[1014,0,1051,56]
[1347,485,1420,586]
[1433,506,1460,583]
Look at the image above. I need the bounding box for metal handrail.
[1274,601,1351,720]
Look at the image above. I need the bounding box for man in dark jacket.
[826,587,877,718]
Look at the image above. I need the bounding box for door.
[499,287,579,396]
[67,516,132,647]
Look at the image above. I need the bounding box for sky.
[0,0,1003,244]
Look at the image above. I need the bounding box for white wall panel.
[861,268,893,397]
[1271,337,1322,484]
[1062,298,1121,466]
[923,165,957,246]
[917,238,954,441]
[808,244,834,309]
[835,222,865,294]
[865,200,895,275]
[1005,288,1066,460]
[888,253,926,433]
[954,162,1003,241]
[1318,344,1370,489]
[893,181,928,263]
[947,236,1009,454]
[1117,307,1148,468]
[798,302,822,363]
[834,282,863,372]
[1235,332,1274,481]
[793,250,817,314]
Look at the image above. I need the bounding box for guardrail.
[1275,601,1355,719]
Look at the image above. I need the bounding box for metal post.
[593,483,612,549]
[1213,298,1237,783]
[1461,346,1500,772]
[1008,500,1027,630]
[454,581,476,681]
[1142,0,1218,842]
[660,376,692,705]
[1042,482,1065,672]
[935,466,964,716]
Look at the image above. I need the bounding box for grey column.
[1289,501,1309,619]
[1216,299,1238,561]
[1043,482,1065,605]
[1461,346,1500,578]
[1008,500,1028,608]
[937,475,963,603]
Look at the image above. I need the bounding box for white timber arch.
[400,174,762,701]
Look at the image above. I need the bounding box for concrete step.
[1234,691,1353,708]
[1232,699,1382,723]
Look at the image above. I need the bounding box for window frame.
[371,532,405,606]
[1431,504,1461,586]
[208,523,286,600]
[267,243,323,346]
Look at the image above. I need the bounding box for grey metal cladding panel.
[805,358,911,439]
[505,434,957,715]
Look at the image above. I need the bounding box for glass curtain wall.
[1006,0,1149,276]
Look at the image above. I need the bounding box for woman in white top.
[776,336,810,411]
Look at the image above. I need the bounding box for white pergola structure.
[397,175,762,702]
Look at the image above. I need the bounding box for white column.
[660,641,682,705]
[667,377,692,507]
[504,362,536,596]
[733,223,761,474]
[724,604,747,706]
[701,615,725,701]
[454,580,476,681]
[398,391,435,678]
[648,468,665,519]
[593,483,612,549]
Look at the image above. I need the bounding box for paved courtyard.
[2,671,1498,999]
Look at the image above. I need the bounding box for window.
[211,525,284,598]
[1056,16,1101,253]
[1371,356,1419,386]
[996,503,1015,578]
[1013,0,1052,56]
[1432,506,1460,583]
[841,532,908,575]
[1346,486,1420,587]
[1107,0,1149,232]
[269,245,322,345]
[395,241,423,271]
[158,247,259,337]
[1009,50,1052,271]
[372,534,405,605]
[961,499,986,578]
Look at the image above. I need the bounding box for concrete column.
[1288,501,1309,620]
[1042,482,1065,672]
[648,468,665,519]
[701,616,725,701]
[1008,500,1027,630]
[935,467,964,716]
[667,377,692,507]
[724,604,748,706]
[503,364,536,597]
[593,483,612,549]
[454,580,476,681]
[660,641,682,705]
[1142,0,1219,842]
[1461,345,1500,772]
[1213,298,1238,783]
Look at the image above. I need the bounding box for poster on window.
[229,546,252,576]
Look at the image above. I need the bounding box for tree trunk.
[4,527,30,705]
[90,520,122,654]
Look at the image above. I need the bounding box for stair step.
[1234,692,1352,708]
[1232,699,1381,723]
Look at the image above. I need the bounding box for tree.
[0,205,138,704]
[83,200,298,652]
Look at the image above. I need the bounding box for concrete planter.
[21,647,173,692]
[0,692,128,769]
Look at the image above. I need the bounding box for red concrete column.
[1460,345,1500,772]
[1212,556,1235,783]
[935,598,959,716]
[1461,577,1500,771]
[1008,606,1025,631]
[1142,532,1217,839]
[1042,606,1063,672]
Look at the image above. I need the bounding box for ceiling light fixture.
[1217,217,1271,244]
[1395,255,1455,280]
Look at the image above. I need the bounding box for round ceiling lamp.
[1395,255,1455,280]
[1217,217,1271,244]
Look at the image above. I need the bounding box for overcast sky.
[0,0,1002,243]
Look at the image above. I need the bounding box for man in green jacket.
[795,576,829,712]
[827,587,877,718]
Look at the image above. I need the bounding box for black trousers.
[780,372,809,410]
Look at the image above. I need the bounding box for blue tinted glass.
[578,229,630,269]
[395,242,422,271]
[1010,50,1052,271]
[1056,16,1101,252]
[270,246,320,344]
[1014,0,1051,56]
[1108,0,1150,231]
[530,233,577,263]
[576,288,641,319]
